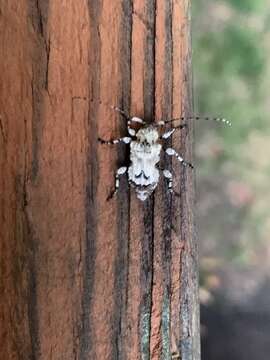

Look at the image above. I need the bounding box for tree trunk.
[0,1,200,359]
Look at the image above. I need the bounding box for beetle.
[98,106,231,201]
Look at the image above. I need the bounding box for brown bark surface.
[0,1,200,359]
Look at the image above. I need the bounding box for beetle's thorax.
[136,126,159,145]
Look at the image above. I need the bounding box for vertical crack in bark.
[23,98,40,360]
[112,1,133,358]
[13,174,41,359]
[36,0,44,36]
[143,0,156,123]
[79,2,101,359]
[25,224,41,360]
[45,37,51,91]
[161,1,173,358]
[141,197,154,360]
[178,2,199,359]
[0,116,7,144]
[28,0,50,181]
[21,2,50,358]
[139,1,157,358]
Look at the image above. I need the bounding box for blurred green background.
[192,0,270,358]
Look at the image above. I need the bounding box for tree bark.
[0,1,200,359]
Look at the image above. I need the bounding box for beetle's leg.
[163,169,173,193]
[165,147,194,169]
[111,106,145,136]
[163,169,180,196]
[107,166,127,200]
[161,124,187,139]
[98,136,132,145]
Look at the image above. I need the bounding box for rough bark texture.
[0,1,200,359]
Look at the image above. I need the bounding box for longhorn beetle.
[98,107,231,201]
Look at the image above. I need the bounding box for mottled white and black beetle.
[98,106,231,201]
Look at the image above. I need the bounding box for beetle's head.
[136,126,159,145]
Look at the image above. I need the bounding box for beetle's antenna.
[110,105,145,135]
[110,106,130,121]
[158,116,231,126]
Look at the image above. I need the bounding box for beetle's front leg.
[165,148,194,169]
[161,124,187,139]
[107,166,127,200]
[98,136,132,145]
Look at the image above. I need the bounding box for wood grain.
[0,0,200,359]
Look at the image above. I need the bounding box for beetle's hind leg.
[107,166,127,200]
[163,169,180,196]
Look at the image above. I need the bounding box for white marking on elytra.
[99,107,230,201]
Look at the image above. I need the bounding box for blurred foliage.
[227,0,265,13]
[192,0,270,276]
